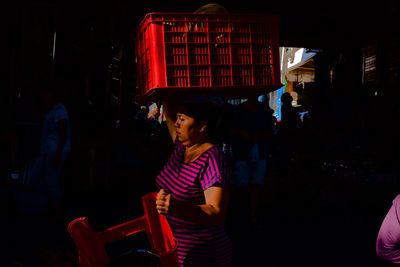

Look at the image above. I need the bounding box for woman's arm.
[156,186,229,227]
[162,101,177,143]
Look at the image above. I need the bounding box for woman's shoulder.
[203,144,227,166]
[202,144,232,187]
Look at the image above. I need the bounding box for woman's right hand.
[156,189,174,215]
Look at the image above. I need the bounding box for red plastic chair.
[68,192,178,267]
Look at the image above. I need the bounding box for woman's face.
[175,113,206,146]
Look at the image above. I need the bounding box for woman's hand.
[156,187,229,226]
[156,189,174,215]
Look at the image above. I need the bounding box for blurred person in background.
[30,80,71,222]
[230,95,274,228]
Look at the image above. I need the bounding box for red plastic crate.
[135,13,281,100]
[68,192,178,267]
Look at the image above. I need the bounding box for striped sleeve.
[200,150,230,191]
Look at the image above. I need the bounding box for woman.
[156,99,232,267]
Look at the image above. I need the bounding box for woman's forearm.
[171,199,226,226]
[157,187,229,227]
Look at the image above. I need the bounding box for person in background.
[277,92,301,179]
[376,194,400,264]
[136,105,148,122]
[279,92,300,136]
[230,95,274,228]
[30,80,71,221]
[147,102,159,122]
[147,102,162,132]
[156,97,232,267]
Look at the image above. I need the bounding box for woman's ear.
[199,121,208,134]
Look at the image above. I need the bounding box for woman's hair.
[194,3,228,14]
[176,101,221,144]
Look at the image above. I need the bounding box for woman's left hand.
[156,189,174,215]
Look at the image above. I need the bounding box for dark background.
[2,0,400,266]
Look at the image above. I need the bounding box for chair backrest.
[68,192,178,267]
[142,193,178,267]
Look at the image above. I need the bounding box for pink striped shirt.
[156,139,232,266]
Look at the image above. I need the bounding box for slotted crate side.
[188,44,209,65]
[166,66,189,87]
[135,13,280,99]
[189,66,210,87]
[165,44,187,65]
[136,17,169,95]
[135,30,147,97]
[232,65,253,86]
[211,65,232,86]
[269,21,280,90]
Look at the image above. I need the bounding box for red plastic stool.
[68,192,178,267]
